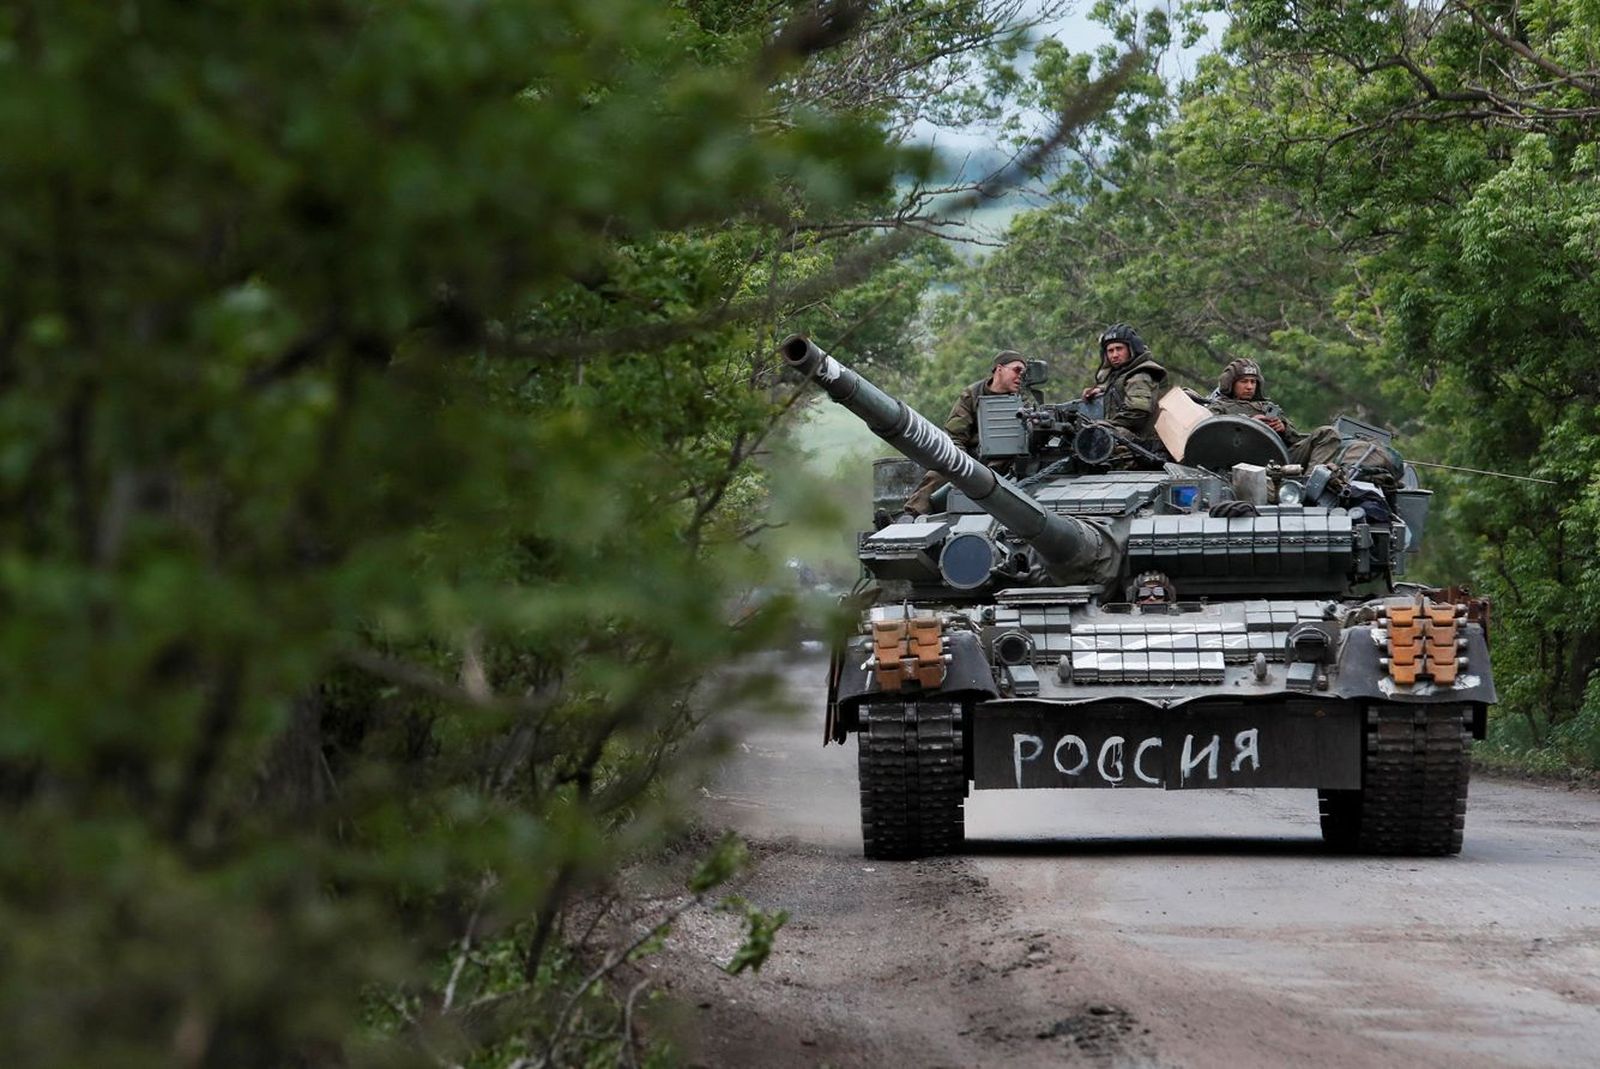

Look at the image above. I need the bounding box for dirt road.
[650,654,1600,1067]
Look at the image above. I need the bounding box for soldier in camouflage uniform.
[1081,323,1168,466]
[1207,358,1343,468]
[900,350,1028,518]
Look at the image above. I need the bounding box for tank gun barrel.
[781,335,1118,583]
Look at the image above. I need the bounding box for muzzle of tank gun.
[780,335,1122,585]
[781,334,996,495]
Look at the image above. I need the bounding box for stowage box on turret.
[783,335,1494,859]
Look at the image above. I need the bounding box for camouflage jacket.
[1206,395,1305,446]
[1093,353,1167,439]
[943,377,1005,453]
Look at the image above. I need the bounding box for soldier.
[900,350,1028,518]
[1081,322,1168,465]
[1130,570,1178,606]
[1207,358,1342,468]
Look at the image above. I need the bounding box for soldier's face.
[1135,579,1170,603]
[1234,376,1259,400]
[991,360,1025,393]
[1104,341,1131,366]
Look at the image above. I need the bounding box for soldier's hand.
[1081,385,1104,400]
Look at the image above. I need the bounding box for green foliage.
[688,833,750,895]
[719,897,791,976]
[922,11,1388,432]
[0,0,1078,1061]
[1179,0,1600,758]
[353,833,770,1069]
[920,0,1600,768]
[0,1,1061,1065]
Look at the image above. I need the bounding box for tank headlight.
[1277,479,1305,506]
[938,532,997,589]
[1072,423,1115,465]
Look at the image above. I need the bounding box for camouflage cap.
[991,349,1025,369]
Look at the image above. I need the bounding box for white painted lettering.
[1180,733,1220,783]
[1232,728,1261,773]
[1097,736,1126,784]
[1053,734,1089,777]
[1013,734,1043,788]
[1133,737,1163,785]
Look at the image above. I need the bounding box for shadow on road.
[963,835,1333,858]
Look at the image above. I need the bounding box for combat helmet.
[1097,323,1149,362]
[1217,357,1266,399]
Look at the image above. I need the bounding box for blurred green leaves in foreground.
[0,0,1014,1063]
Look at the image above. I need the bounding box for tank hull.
[830,598,1495,724]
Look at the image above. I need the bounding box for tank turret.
[782,335,1119,585]
[785,334,1427,600]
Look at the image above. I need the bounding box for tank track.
[857,702,967,859]
[1319,702,1472,856]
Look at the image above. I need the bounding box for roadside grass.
[1472,742,1600,788]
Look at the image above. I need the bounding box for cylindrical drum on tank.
[872,456,923,518]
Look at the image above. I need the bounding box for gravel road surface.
[651,654,1600,1067]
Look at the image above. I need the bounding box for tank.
[782,335,1495,859]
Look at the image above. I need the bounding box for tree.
[0,1,1115,1064]
[923,3,1385,431]
[924,0,1600,763]
[1186,0,1600,751]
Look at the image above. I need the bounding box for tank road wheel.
[1318,702,1473,856]
[857,702,967,859]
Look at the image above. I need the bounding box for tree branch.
[341,647,559,718]
[1456,1,1600,100]
[509,49,1145,364]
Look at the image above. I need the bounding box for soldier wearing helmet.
[1208,358,1342,468]
[900,349,1030,518]
[1129,570,1178,606]
[1080,323,1168,462]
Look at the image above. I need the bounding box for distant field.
[759,402,903,581]
[794,400,896,474]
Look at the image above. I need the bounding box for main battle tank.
[782,335,1494,859]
